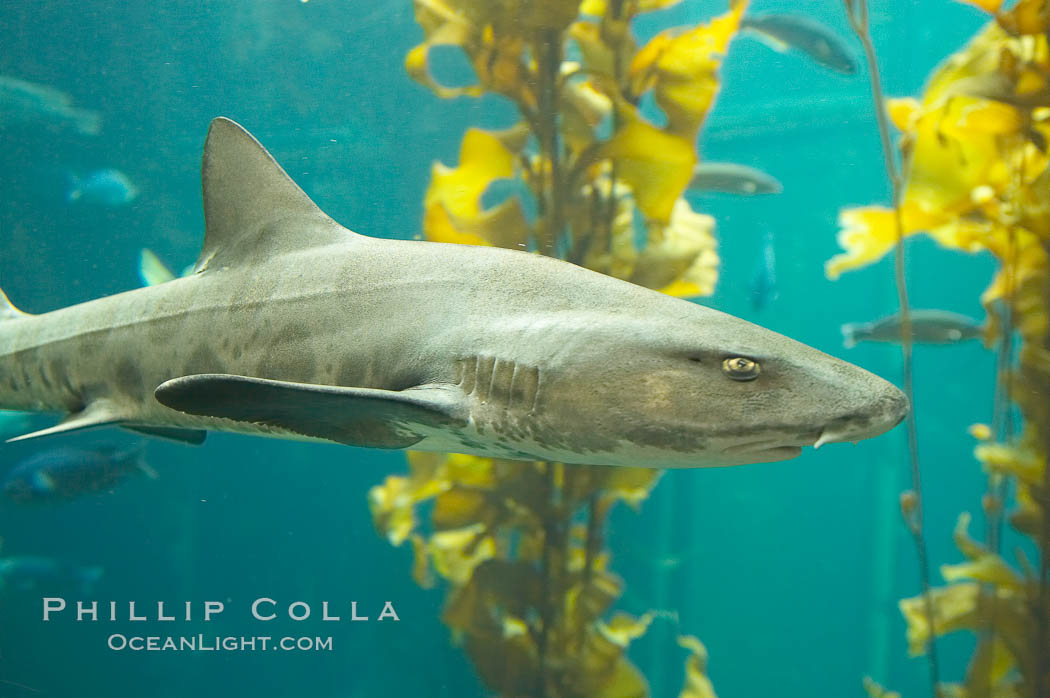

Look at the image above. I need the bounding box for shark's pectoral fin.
[154,374,469,449]
[6,401,124,443]
[123,425,208,445]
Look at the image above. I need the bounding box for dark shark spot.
[253,323,316,380]
[114,358,144,398]
[79,336,103,357]
[183,346,223,376]
[146,315,179,345]
[337,358,358,388]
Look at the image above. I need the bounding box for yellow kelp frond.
[406,0,484,99]
[901,580,1030,670]
[632,199,719,297]
[998,0,1050,35]
[941,555,1023,588]
[826,205,918,280]
[887,97,921,130]
[862,677,901,698]
[598,611,654,647]
[573,614,651,698]
[976,441,1044,485]
[628,0,747,137]
[410,533,434,588]
[429,525,497,584]
[428,198,532,249]
[600,466,662,508]
[424,203,492,246]
[598,110,697,222]
[581,0,685,17]
[405,0,541,106]
[561,77,613,149]
[969,422,993,440]
[423,128,531,248]
[955,0,1004,14]
[368,473,449,545]
[940,512,1020,587]
[426,128,516,220]
[963,635,1016,693]
[828,18,1050,281]
[678,635,718,698]
[559,464,661,510]
[569,21,635,86]
[579,178,640,281]
[950,511,987,560]
[900,583,981,656]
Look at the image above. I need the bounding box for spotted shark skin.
[0,118,907,468]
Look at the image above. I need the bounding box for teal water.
[0,1,1007,696]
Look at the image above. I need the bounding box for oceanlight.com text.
[107,634,334,652]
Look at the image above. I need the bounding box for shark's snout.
[814,382,909,449]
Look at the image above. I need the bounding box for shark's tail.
[841,323,859,349]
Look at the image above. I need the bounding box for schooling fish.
[67,169,139,207]
[0,75,102,136]
[3,444,156,503]
[749,232,777,311]
[0,556,103,595]
[689,162,783,196]
[842,310,983,348]
[741,14,858,75]
[0,117,906,468]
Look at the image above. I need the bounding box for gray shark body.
[0,118,906,468]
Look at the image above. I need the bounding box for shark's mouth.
[723,431,820,457]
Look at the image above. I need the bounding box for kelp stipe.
[841,0,943,694]
[830,2,1050,696]
[368,1,751,695]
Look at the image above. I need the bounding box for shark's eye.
[722,357,760,381]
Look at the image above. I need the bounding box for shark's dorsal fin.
[195,117,350,272]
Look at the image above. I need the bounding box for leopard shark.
[0,117,907,468]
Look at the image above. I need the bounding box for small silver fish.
[689,162,783,196]
[68,169,139,206]
[0,75,102,136]
[842,310,983,348]
[749,232,777,311]
[741,14,858,75]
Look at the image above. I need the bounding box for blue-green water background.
[0,1,1011,696]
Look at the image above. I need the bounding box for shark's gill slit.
[457,356,477,396]
[502,360,519,407]
[476,355,495,402]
